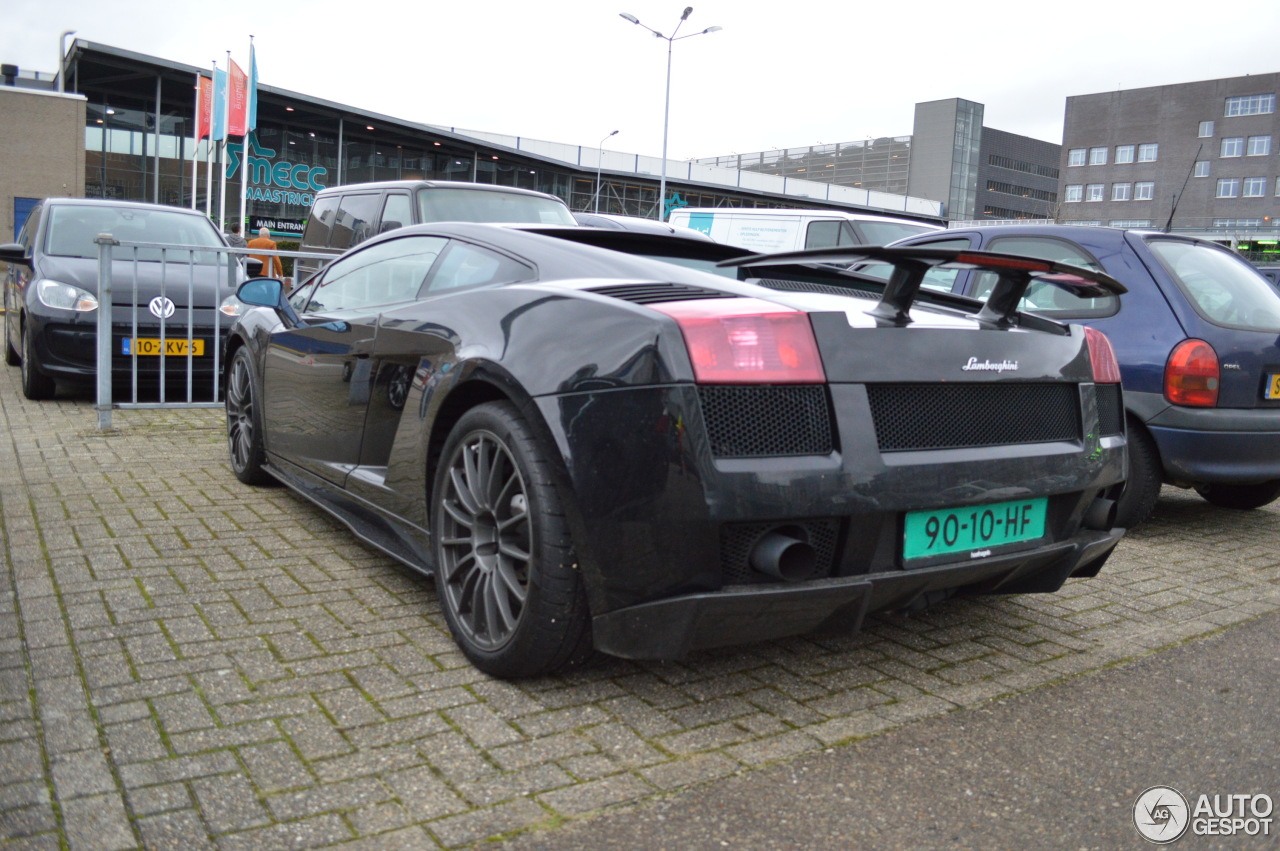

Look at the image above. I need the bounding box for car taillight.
[1165,339,1219,407]
[1084,326,1121,383]
[654,298,826,384]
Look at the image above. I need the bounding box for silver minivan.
[294,180,577,283]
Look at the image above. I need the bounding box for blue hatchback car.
[858,225,1280,526]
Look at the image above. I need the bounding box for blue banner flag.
[212,66,228,141]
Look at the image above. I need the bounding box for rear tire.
[1193,480,1280,511]
[432,401,592,678]
[20,323,55,400]
[1114,421,1161,528]
[4,325,19,367]
[225,347,274,485]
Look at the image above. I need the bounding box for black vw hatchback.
[1,198,237,399]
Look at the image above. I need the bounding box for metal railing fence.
[92,234,332,429]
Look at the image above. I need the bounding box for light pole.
[594,129,619,213]
[58,30,76,93]
[619,8,721,220]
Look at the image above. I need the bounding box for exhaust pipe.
[1083,497,1118,530]
[749,528,817,582]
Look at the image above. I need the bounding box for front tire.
[225,347,274,485]
[20,323,55,400]
[1194,480,1280,511]
[432,401,591,678]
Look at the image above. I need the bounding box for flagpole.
[190,72,200,210]
[205,61,216,218]
[239,37,253,236]
[218,51,230,236]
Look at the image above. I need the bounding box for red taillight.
[1084,326,1121,383]
[1165,339,1219,407]
[953,252,1054,272]
[654,298,826,384]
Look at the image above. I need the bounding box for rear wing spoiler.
[719,245,1127,328]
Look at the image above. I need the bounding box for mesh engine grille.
[585,283,739,304]
[752,277,879,301]
[1095,383,1124,436]
[868,383,1081,452]
[698,385,833,458]
[720,520,841,585]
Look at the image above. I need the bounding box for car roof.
[37,198,212,217]
[313,180,564,202]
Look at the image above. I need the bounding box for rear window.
[1147,238,1280,332]
[417,188,575,225]
[45,205,223,263]
[974,236,1118,317]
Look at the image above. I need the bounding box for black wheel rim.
[226,356,255,473]
[438,430,531,650]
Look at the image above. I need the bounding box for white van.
[667,207,943,253]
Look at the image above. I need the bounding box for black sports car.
[224,222,1129,678]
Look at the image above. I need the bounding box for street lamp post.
[595,129,619,213]
[58,30,76,93]
[619,8,721,221]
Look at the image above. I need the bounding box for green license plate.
[1266,374,1280,400]
[903,497,1047,561]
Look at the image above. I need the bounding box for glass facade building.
[55,42,940,238]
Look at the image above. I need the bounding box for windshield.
[45,205,224,263]
[1147,238,1280,332]
[417,188,576,225]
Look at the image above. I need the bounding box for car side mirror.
[236,277,301,327]
[0,243,31,266]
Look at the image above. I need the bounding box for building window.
[1243,177,1266,197]
[1247,135,1272,156]
[1221,137,1244,157]
[1109,220,1152,228]
[1089,146,1108,165]
[1193,161,1210,177]
[1225,94,1275,117]
[1065,221,1102,227]
[1067,148,1087,167]
[1065,184,1083,203]
[1115,145,1135,164]
[1217,178,1240,198]
[1214,218,1263,228]
[1137,143,1158,162]
[1198,120,1215,137]
[1086,184,1105,202]
[1112,182,1132,201]
[1134,182,1155,201]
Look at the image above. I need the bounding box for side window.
[805,220,842,250]
[329,193,381,251]
[300,195,338,249]
[973,237,1116,316]
[426,243,534,293]
[16,203,41,250]
[304,236,448,313]
[379,193,413,235]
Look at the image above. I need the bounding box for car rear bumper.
[538,381,1127,625]
[1143,398,1280,483]
[592,528,1124,659]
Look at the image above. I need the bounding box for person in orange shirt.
[246,227,284,278]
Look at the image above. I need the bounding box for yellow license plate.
[1267,373,1280,400]
[122,338,205,356]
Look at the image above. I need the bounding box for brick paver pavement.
[2,365,1277,849]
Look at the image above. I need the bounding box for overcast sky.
[7,0,1280,161]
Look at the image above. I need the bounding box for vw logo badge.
[148,296,176,319]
